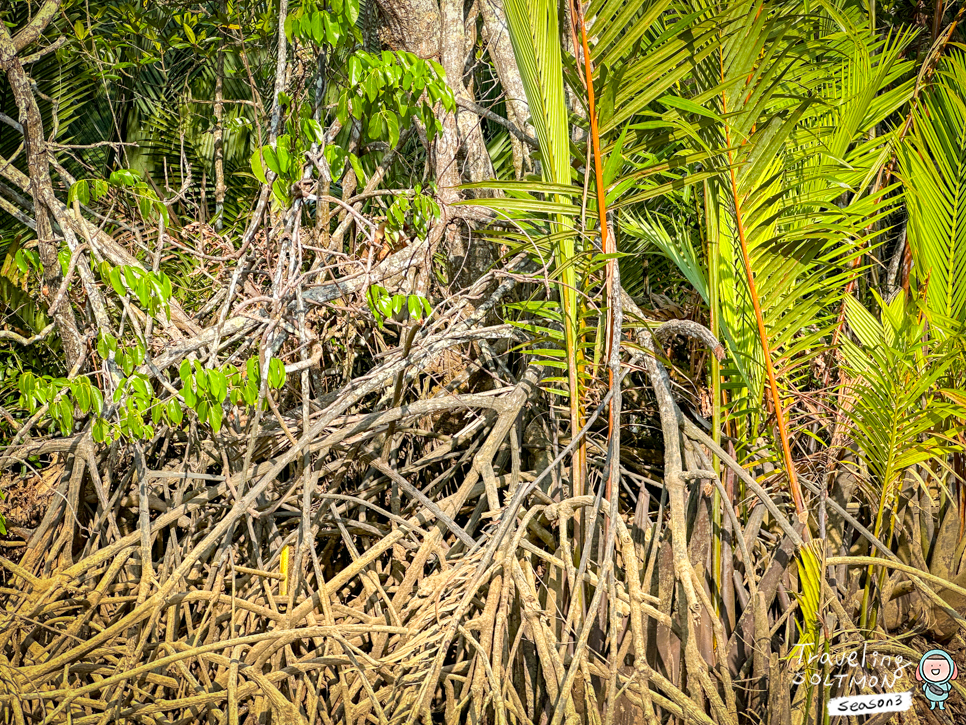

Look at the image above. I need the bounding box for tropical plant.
[496,0,589,495]
[899,50,966,338]
[842,291,965,626]
[3,1,966,724]
[616,3,915,516]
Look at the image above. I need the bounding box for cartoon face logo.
[916,649,958,711]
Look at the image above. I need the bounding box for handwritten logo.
[789,643,913,717]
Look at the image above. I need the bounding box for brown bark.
[0,1,86,369]
[373,0,441,58]
[10,1,62,55]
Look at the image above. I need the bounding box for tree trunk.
[0,2,85,369]
[376,0,496,289]
[432,0,469,289]
[373,0,440,58]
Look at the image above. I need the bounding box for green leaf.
[131,375,151,403]
[312,11,326,45]
[90,388,103,416]
[18,372,35,397]
[97,333,114,360]
[262,147,281,176]
[194,368,209,393]
[335,90,349,125]
[267,357,286,389]
[69,179,90,205]
[123,266,138,291]
[209,369,228,402]
[179,359,192,387]
[250,149,268,184]
[209,404,223,433]
[376,294,393,319]
[160,272,173,301]
[97,260,112,285]
[348,54,363,85]
[407,295,423,321]
[72,381,91,414]
[428,59,446,82]
[108,268,126,298]
[284,13,298,42]
[301,118,326,145]
[91,180,108,202]
[345,0,359,24]
[365,73,380,102]
[844,295,884,348]
[242,380,258,406]
[15,250,29,275]
[59,398,73,435]
[602,124,629,191]
[324,12,341,45]
[298,12,312,39]
[598,63,624,130]
[272,178,290,207]
[135,278,150,309]
[385,111,400,149]
[93,418,110,443]
[348,154,366,185]
[109,169,139,187]
[276,135,292,175]
[661,95,724,123]
[900,51,966,331]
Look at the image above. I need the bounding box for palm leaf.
[899,51,966,336]
[485,0,589,459]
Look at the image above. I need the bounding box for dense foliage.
[0,0,964,723]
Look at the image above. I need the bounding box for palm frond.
[495,0,586,437]
[899,51,966,336]
[602,1,913,468]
